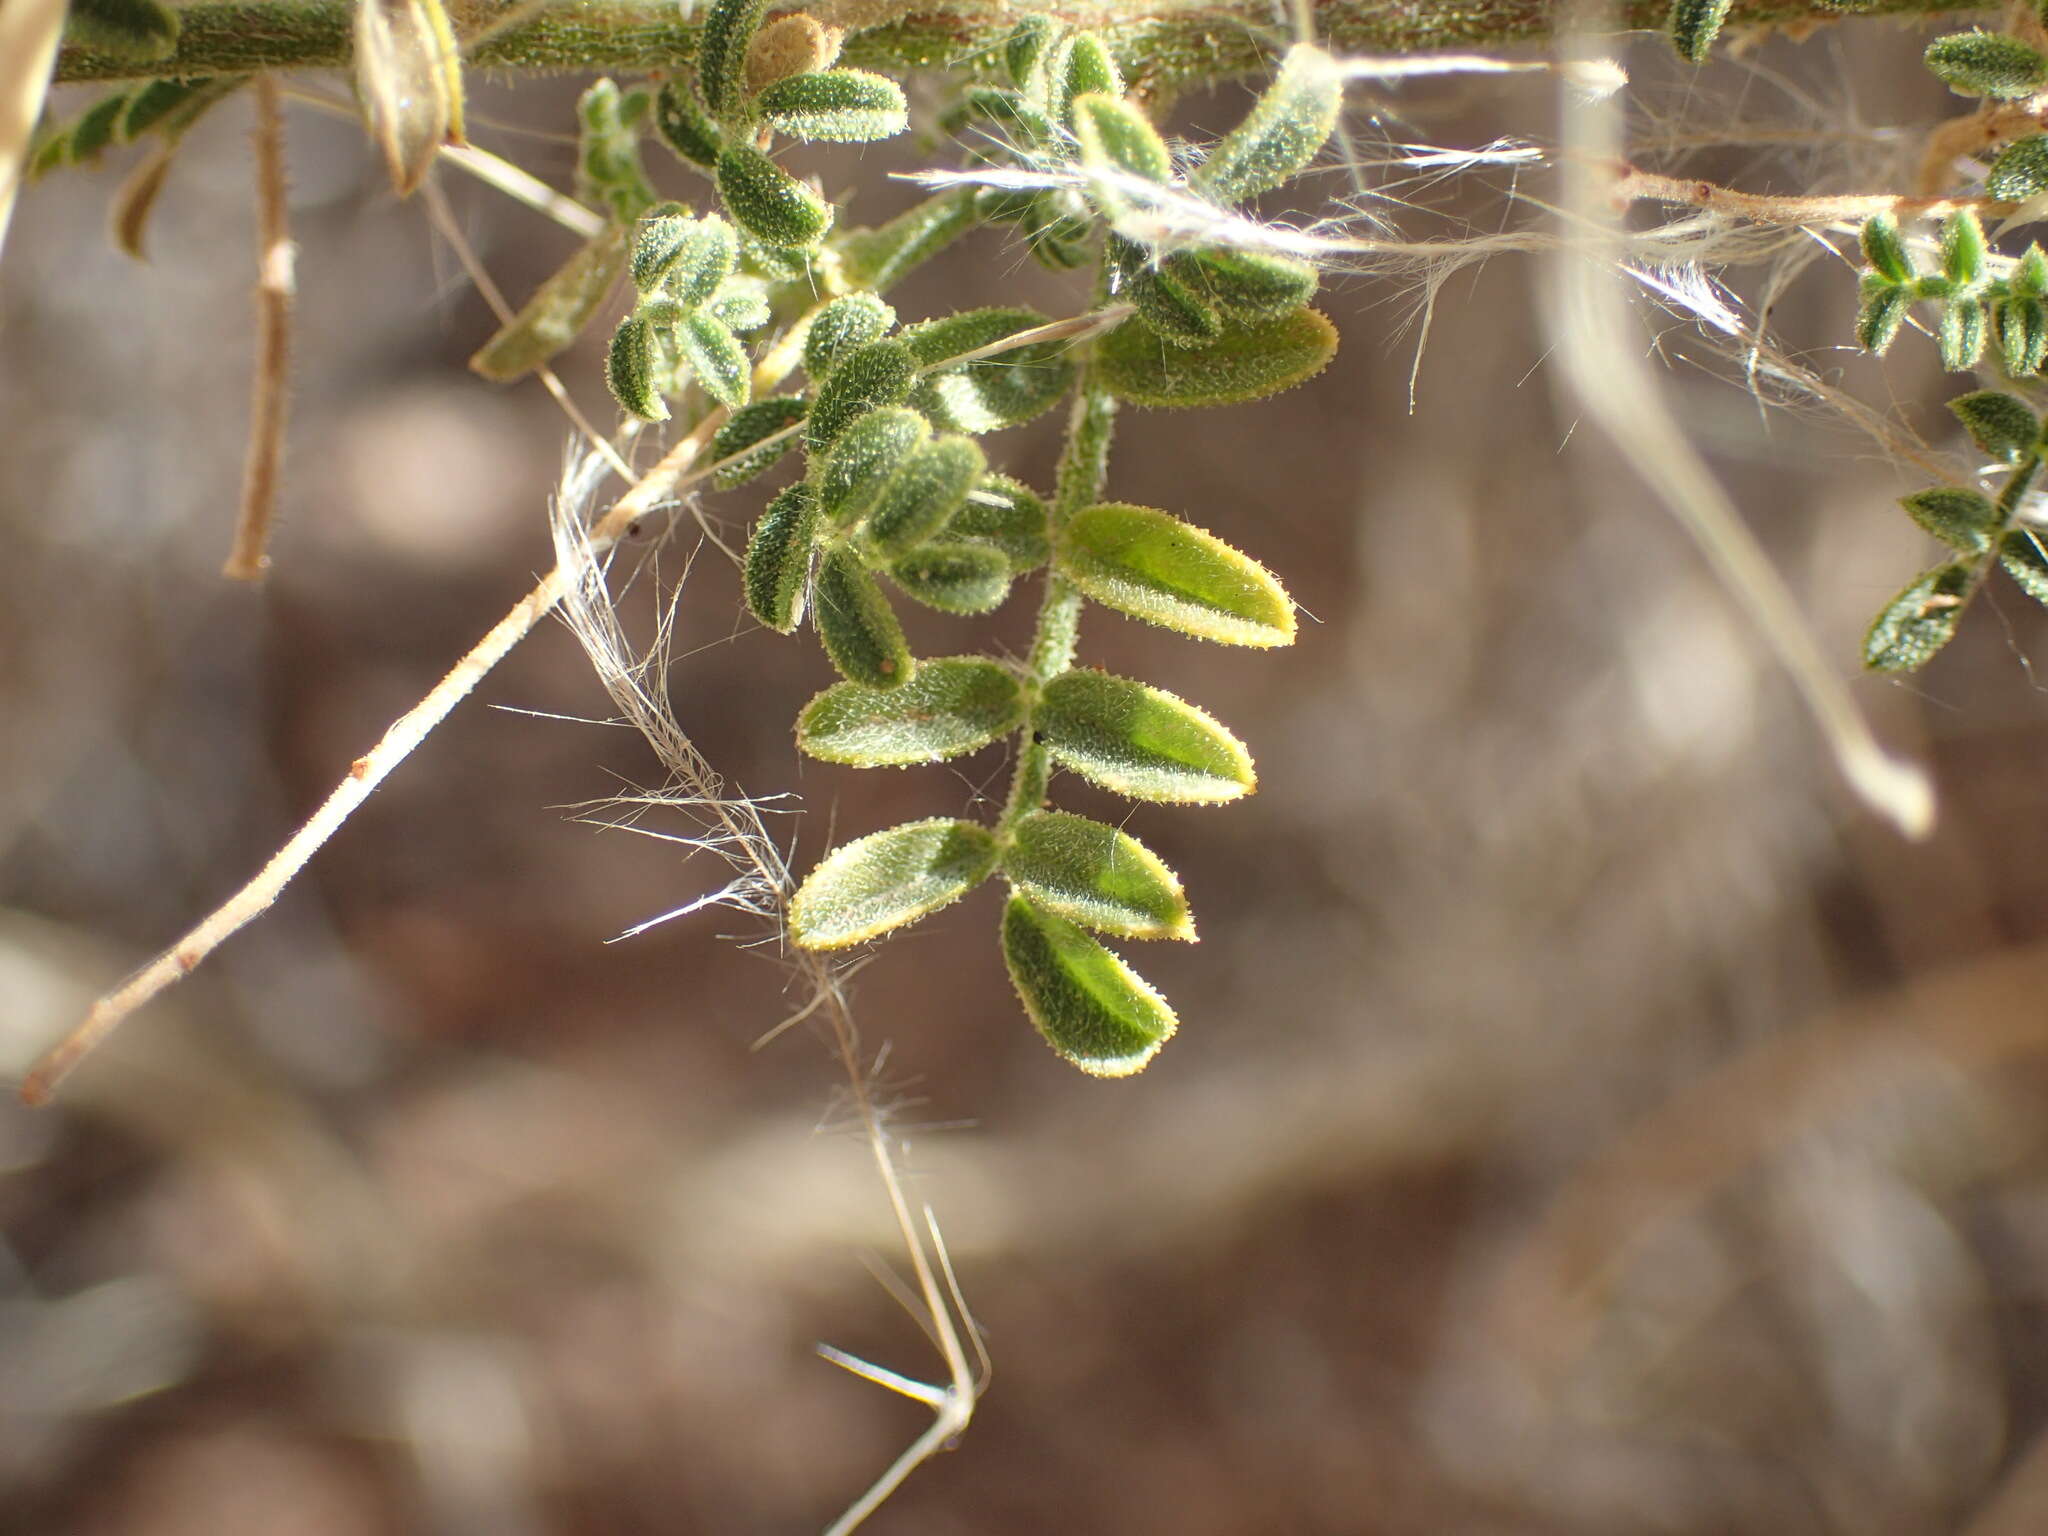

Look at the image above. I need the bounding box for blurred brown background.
[10,22,2048,1535]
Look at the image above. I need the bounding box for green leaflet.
[1112,238,1222,347]
[1943,209,1987,288]
[66,0,181,59]
[1097,306,1337,408]
[2001,528,2048,603]
[1950,390,2040,463]
[804,292,897,378]
[607,313,669,420]
[1901,487,1999,554]
[1925,30,2048,99]
[1004,810,1192,940]
[469,225,627,381]
[1072,92,1171,225]
[697,0,772,120]
[806,338,918,451]
[890,544,1013,613]
[900,307,1076,433]
[1861,214,1912,285]
[716,144,833,249]
[1036,670,1254,803]
[862,436,985,559]
[1189,43,1341,207]
[1856,283,1909,355]
[1001,895,1177,1076]
[1941,300,1987,371]
[946,475,1049,573]
[798,657,1025,765]
[1863,562,1973,672]
[791,818,999,949]
[1059,502,1296,647]
[707,277,773,333]
[654,79,725,167]
[1169,248,1319,320]
[1988,136,2048,201]
[1997,296,2048,375]
[817,406,931,525]
[755,68,909,143]
[813,547,914,688]
[680,312,752,409]
[744,484,820,633]
[710,395,808,489]
[1004,15,1057,92]
[1667,0,1733,63]
[632,208,736,305]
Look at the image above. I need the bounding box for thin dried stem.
[0,0,65,263]
[1610,163,2017,226]
[222,75,294,582]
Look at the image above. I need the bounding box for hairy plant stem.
[50,0,1970,88]
[1000,374,1115,834]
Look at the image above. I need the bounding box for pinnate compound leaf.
[1001,896,1177,1076]
[805,293,897,378]
[1037,670,1254,803]
[1189,43,1341,206]
[755,68,908,143]
[818,406,930,524]
[1059,503,1295,647]
[862,436,985,559]
[1949,390,2040,462]
[680,313,751,409]
[1097,306,1337,408]
[791,819,999,948]
[716,144,832,249]
[807,338,919,451]
[1004,811,1192,941]
[2001,529,2048,603]
[1901,487,1999,553]
[814,547,913,688]
[890,544,1013,613]
[469,226,627,381]
[798,657,1024,765]
[1863,562,1973,672]
[744,484,819,632]
[948,475,1049,572]
[1988,135,2048,201]
[1925,30,2048,99]
[710,394,808,488]
[607,313,669,420]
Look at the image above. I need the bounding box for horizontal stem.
[53,0,1972,88]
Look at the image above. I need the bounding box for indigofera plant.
[533,0,1346,1074]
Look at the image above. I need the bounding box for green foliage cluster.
[1849,13,2048,673]
[571,0,1341,1073]
[32,0,1345,1075]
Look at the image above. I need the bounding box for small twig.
[222,75,294,581]
[1610,163,2019,226]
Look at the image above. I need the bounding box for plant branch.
[223,75,294,581]
[51,0,1977,88]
